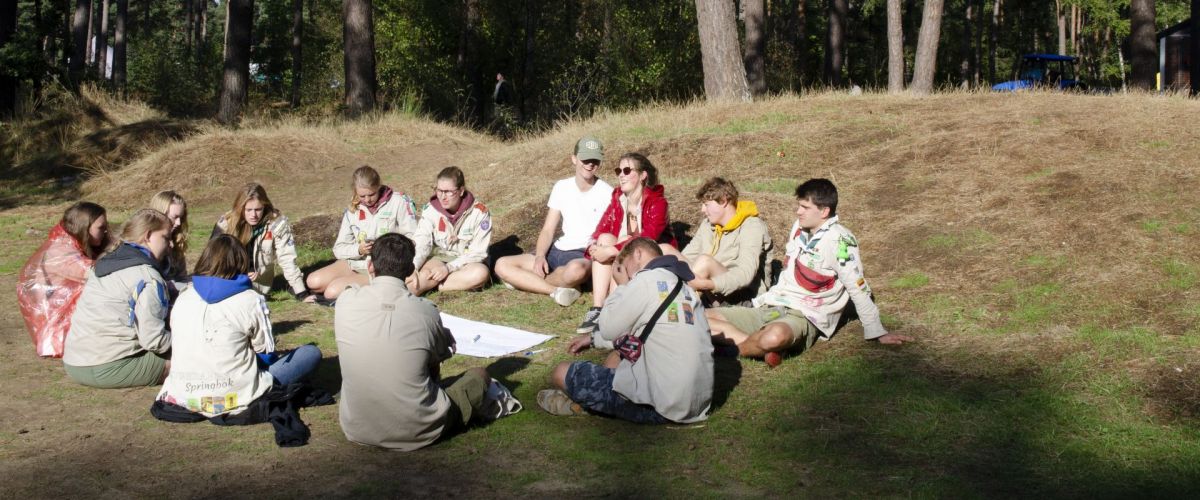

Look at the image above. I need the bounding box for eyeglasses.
[614,166,637,176]
[435,188,461,196]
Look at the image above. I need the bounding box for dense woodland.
[0,0,1194,129]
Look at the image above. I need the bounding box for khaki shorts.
[64,351,169,388]
[710,305,821,353]
[441,369,488,429]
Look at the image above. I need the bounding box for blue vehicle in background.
[992,54,1087,92]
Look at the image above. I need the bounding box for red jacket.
[591,184,676,251]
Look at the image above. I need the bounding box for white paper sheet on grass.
[440,313,555,358]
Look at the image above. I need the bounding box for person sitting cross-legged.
[539,237,713,424]
[409,166,493,295]
[705,179,912,367]
[335,233,490,450]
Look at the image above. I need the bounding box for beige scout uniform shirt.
[681,216,771,299]
[413,200,492,272]
[65,264,171,367]
[755,216,887,339]
[335,276,456,451]
[333,193,420,272]
[216,213,306,295]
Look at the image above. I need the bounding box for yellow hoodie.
[681,200,772,300]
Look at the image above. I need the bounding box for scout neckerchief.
[791,216,840,293]
[710,200,759,255]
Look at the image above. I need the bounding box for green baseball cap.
[574,136,604,162]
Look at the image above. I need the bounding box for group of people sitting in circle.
[16,135,911,451]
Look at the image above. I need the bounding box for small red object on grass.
[764,351,783,368]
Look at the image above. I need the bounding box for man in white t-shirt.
[496,136,614,306]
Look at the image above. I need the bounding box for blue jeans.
[267,345,322,385]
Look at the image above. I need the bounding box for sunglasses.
[614,166,638,176]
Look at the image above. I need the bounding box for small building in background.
[1158,19,1192,91]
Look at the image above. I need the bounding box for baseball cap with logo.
[574,136,604,162]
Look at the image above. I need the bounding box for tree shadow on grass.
[272,320,312,336]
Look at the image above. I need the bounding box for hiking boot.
[576,307,602,334]
[550,287,581,307]
[537,389,584,416]
[764,351,783,368]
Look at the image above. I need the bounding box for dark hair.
[616,237,663,267]
[794,178,838,216]
[370,233,416,280]
[696,177,738,204]
[61,201,108,259]
[437,166,466,189]
[618,153,658,188]
[193,234,251,279]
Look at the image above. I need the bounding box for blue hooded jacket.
[190,274,277,365]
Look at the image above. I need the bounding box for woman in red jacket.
[576,152,676,334]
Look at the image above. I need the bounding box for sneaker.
[313,294,337,307]
[537,389,584,416]
[550,287,581,307]
[764,351,783,368]
[576,307,602,334]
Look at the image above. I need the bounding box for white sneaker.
[550,287,581,307]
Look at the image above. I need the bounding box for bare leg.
[495,254,556,294]
[589,234,618,307]
[323,272,370,299]
[306,260,356,294]
[690,254,728,280]
[410,260,448,296]
[602,350,621,369]
[440,262,491,291]
[737,323,797,358]
[547,259,591,288]
[660,244,683,258]
[550,361,572,391]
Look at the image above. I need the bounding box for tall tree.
[217,0,252,125]
[695,0,750,101]
[343,0,377,116]
[0,0,16,117]
[910,0,945,94]
[112,0,126,96]
[960,0,976,88]
[69,0,90,84]
[1193,0,1200,95]
[742,0,766,96]
[824,0,847,86]
[988,0,1000,83]
[96,0,108,80]
[455,0,483,123]
[290,0,302,107]
[887,0,904,93]
[1056,0,1066,54]
[1129,0,1156,90]
[195,0,207,60]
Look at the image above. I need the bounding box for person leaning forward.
[539,237,713,424]
[706,179,912,366]
[334,233,489,451]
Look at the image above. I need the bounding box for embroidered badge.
[358,209,366,221]
[667,303,679,322]
[265,230,273,240]
[438,218,446,232]
[856,277,866,288]
[682,303,694,324]
[657,281,668,292]
[480,218,491,231]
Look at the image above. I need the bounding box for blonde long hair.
[119,209,172,246]
[349,165,382,211]
[148,191,188,265]
[223,182,279,245]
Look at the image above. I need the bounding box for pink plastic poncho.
[16,224,95,357]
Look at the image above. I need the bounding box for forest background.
[0,0,1194,132]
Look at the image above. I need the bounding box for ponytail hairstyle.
[192,234,252,280]
[118,209,172,247]
[618,153,659,188]
[148,191,189,263]
[349,165,382,211]
[60,201,108,259]
[224,182,278,245]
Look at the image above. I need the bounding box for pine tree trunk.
[69,0,89,84]
[910,0,945,94]
[86,0,95,65]
[455,0,484,124]
[217,0,252,125]
[196,0,207,60]
[519,0,538,122]
[185,0,193,49]
[290,0,302,108]
[96,0,108,80]
[113,0,126,96]
[695,0,751,101]
[960,0,973,88]
[988,0,999,84]
[1193,0,1200,95]
[1129,0,1156,90]
[824,0,847,86]
[742,0,767,96]
[343,0,377,116]
[0,0,17,117]
[887,0,903,93]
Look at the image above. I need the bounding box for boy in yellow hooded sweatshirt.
[669,177,772,306]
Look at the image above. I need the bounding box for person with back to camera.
[576,152,676,335]
[147,190,190,287]
[64,209,174,388]
[335,233,491,450]
[494,136,613,307]
[538,237,713,424]
[306,165,419,302]
[705,179,913,367]
[211,182,316,303]
[662,177,772,306]
[156,234,322,417]
[409,166,493,295]
[17,201,113,357]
